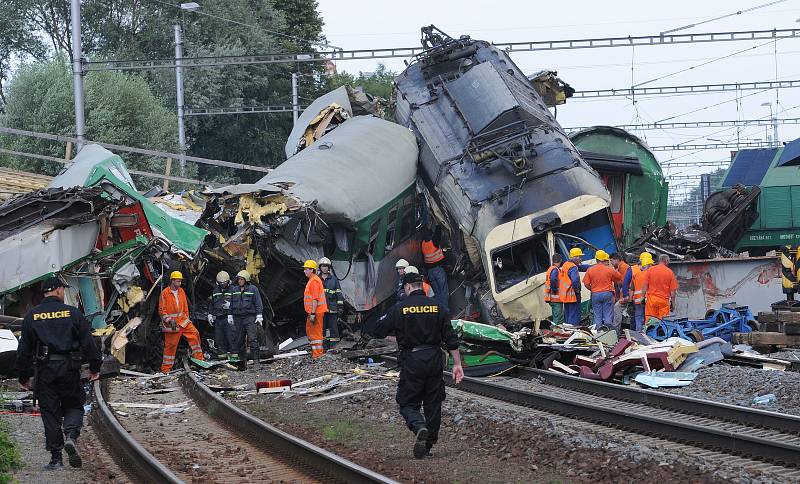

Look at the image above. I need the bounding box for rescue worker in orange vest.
[405,266,435,297]
[623,252,654,331]
[582,250,622,330]
[421,225,449,314]
[544,254,564,325]
[642,254,679,323]
[560,248,590,325]
[158,271,204,373]
[303,260,328,358]
[610,253,631,329]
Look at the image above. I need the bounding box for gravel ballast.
[197,353,790,483]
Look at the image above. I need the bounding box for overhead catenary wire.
[0,126,271,173]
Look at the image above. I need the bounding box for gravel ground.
[655,363,800,415]
[1,412,126,483]
[199,353,777,483]
[0,380,130,484]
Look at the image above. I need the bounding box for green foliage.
[0,419,21,482]
[0,58,188,188]
[326,63,397,101]
[1,0,327,184]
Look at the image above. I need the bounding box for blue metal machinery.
[646,304,756,343]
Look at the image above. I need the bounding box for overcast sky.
[316,0,800,198]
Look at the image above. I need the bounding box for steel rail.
[90,379,183,484]
[515,366,800,434]
[181,362,397,484]
[378,355,800,466]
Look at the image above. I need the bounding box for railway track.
[91,362,397,484]
[379,355,800,477]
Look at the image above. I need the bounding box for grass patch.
[0,419,21,483]
[321,419,384,444]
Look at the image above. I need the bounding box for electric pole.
[175,24,187,174]
[70,0,86,151]
[291,72,299,125]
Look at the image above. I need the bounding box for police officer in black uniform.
[363,272,464,459]
[15,277,101,470]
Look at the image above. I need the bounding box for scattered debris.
[306,384,387,404]
[634,371,698,388]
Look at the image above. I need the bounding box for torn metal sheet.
[284,86,353,158]
[634,370,698,388]
[0,222,99,294]
[49,144,208,257]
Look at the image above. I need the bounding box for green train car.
[570,126,668,248]
[720,137,800,254]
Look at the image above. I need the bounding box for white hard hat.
[236,270,251,282]
[395,258,409,269]
[216,271,230,283]
[405,265,419,274]
[318,257,332,266]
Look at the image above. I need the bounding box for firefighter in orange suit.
[303,260,328,358]
[158,271,204,372]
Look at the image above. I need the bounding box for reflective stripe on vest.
[632,265,647,304]
[543,265,561,303]
[558,261,578,303]
[421,240,444,264]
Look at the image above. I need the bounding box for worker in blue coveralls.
[562,248,590,325]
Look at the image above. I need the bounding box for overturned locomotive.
[394,26,618,326]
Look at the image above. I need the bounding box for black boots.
[413,427,429,459]
[43,451,63,470]
[64,438,82,468]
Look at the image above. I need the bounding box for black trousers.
[234,315,259,361]
[396,348,446,447]
[37,361,86,452]
[323,313,340,349]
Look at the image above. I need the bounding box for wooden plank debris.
[306,384,387,404]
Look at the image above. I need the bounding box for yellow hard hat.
[569,247,584,258]
[595,250,609,261]
[170,271,183,280]
[236,270,251,282]
[303,260,318,270]
[640,252,654,266]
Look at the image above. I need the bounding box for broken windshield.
[491,233,550,293]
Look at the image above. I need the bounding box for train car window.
[608,175,623,213]
[385,205,399,253]
[398,195,415,241]
[491,235,550,293]
[367,216,383,257]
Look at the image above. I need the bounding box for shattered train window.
[367,216,383,257]
[385,205,398,253]
[397,195,415,242]
[491,235,550,293]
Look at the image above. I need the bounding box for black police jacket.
[14,296,102,381]
[363,290,459,351]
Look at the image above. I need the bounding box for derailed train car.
[198,89,420,335]
[394,27,618,325]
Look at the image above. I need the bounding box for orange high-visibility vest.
[632,265,649,305]
[543,264,561,303]
[304,274,328,314]
[158,286,190,332]
[421,240,444,264]
[558,261,578,303]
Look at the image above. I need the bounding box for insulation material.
[110,317,143,364]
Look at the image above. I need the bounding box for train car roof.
[261,115,418,224]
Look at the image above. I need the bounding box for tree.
[1,0,328,183]
[0,59,188,188]
[0,1,47,103]
[326,63,397,101]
